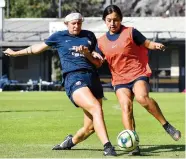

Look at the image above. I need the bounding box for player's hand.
[155,43,166,51]
[92,52,104,63]
[73,45,89,55]
[3,48,17,56]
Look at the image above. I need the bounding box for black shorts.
[113,76,149,92]
[64,70,103,107]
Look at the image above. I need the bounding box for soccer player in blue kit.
[4,11,117,156]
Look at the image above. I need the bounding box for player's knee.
[120,100,133,114]
[90,104,103,117]
[136,95,149,107]
[120,99,132,113]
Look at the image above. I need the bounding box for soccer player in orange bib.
[95,5,181,155]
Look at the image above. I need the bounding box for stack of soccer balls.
[117,129,139,152]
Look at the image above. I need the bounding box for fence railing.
[2,30,185,42]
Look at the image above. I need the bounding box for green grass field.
[0,92,185,158]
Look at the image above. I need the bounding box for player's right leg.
[115,87,135,130]
[115,87,141,156]
[72,87,117,156]
[53,72,116,156]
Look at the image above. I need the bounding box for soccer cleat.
[103,146,117,156]
[52,135,73,150]
[128,146,141,156]
[165,124,181,141]
[102,96,108,100]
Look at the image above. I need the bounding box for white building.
[0,17,185,92]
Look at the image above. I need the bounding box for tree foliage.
[5,0,185,18]
[5,0,105,18]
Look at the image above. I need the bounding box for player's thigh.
[133,80,149,97]
[72,86,101,111]
[81,99,102,132]
[116,88,134,106]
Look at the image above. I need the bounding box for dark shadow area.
[141,144,185,154]
[113,144,185,157]
[70,148,103,151]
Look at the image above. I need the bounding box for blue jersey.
[45,30,97,76]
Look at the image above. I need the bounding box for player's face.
[105,12,122,34]
[67,19,82,35]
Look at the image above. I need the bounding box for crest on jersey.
[88,40,92,45]
[75,81,81,86]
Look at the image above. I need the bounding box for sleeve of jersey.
[88,32,97,52]
[44,32,58,47]
[132,28,147,46]
[95,43,104,57]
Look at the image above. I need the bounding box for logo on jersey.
[70,46,85,57]
[88,40,92,45]
[72,52,85,57]
[65,40,71,42]
[75,81,81,86]
[112,44,117,48]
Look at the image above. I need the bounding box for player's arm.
[133,28,166,51]
[143,39,166,51]
[90,43,106,68]
[3,42,50,57]
[74,45,104,68]
[91,51,104,68]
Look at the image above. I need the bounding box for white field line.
[112,104,121,110]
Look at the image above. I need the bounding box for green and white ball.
[117,129,139,152]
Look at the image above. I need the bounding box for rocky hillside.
[107,0,185,17]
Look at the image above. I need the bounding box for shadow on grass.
[139,144,185,156]
[70,144,185,157]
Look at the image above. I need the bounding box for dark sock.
[163,121,170,130]
[69,138,75,147]
[104,141,112,149]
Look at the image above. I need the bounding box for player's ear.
[64,22,68,25]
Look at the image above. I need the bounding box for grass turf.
[0,92,185,158]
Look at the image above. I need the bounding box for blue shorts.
[64,70,103,107]
[113,76,149,92]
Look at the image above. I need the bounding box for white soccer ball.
[117,129,139,152]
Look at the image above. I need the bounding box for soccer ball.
[117,129,139,152]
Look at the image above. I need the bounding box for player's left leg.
[66,98,104,145]
[52,98,103,150]
[52,134,74,150]
[72,109,95,144]
[52,109,95,150]
[133,79,181,141]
